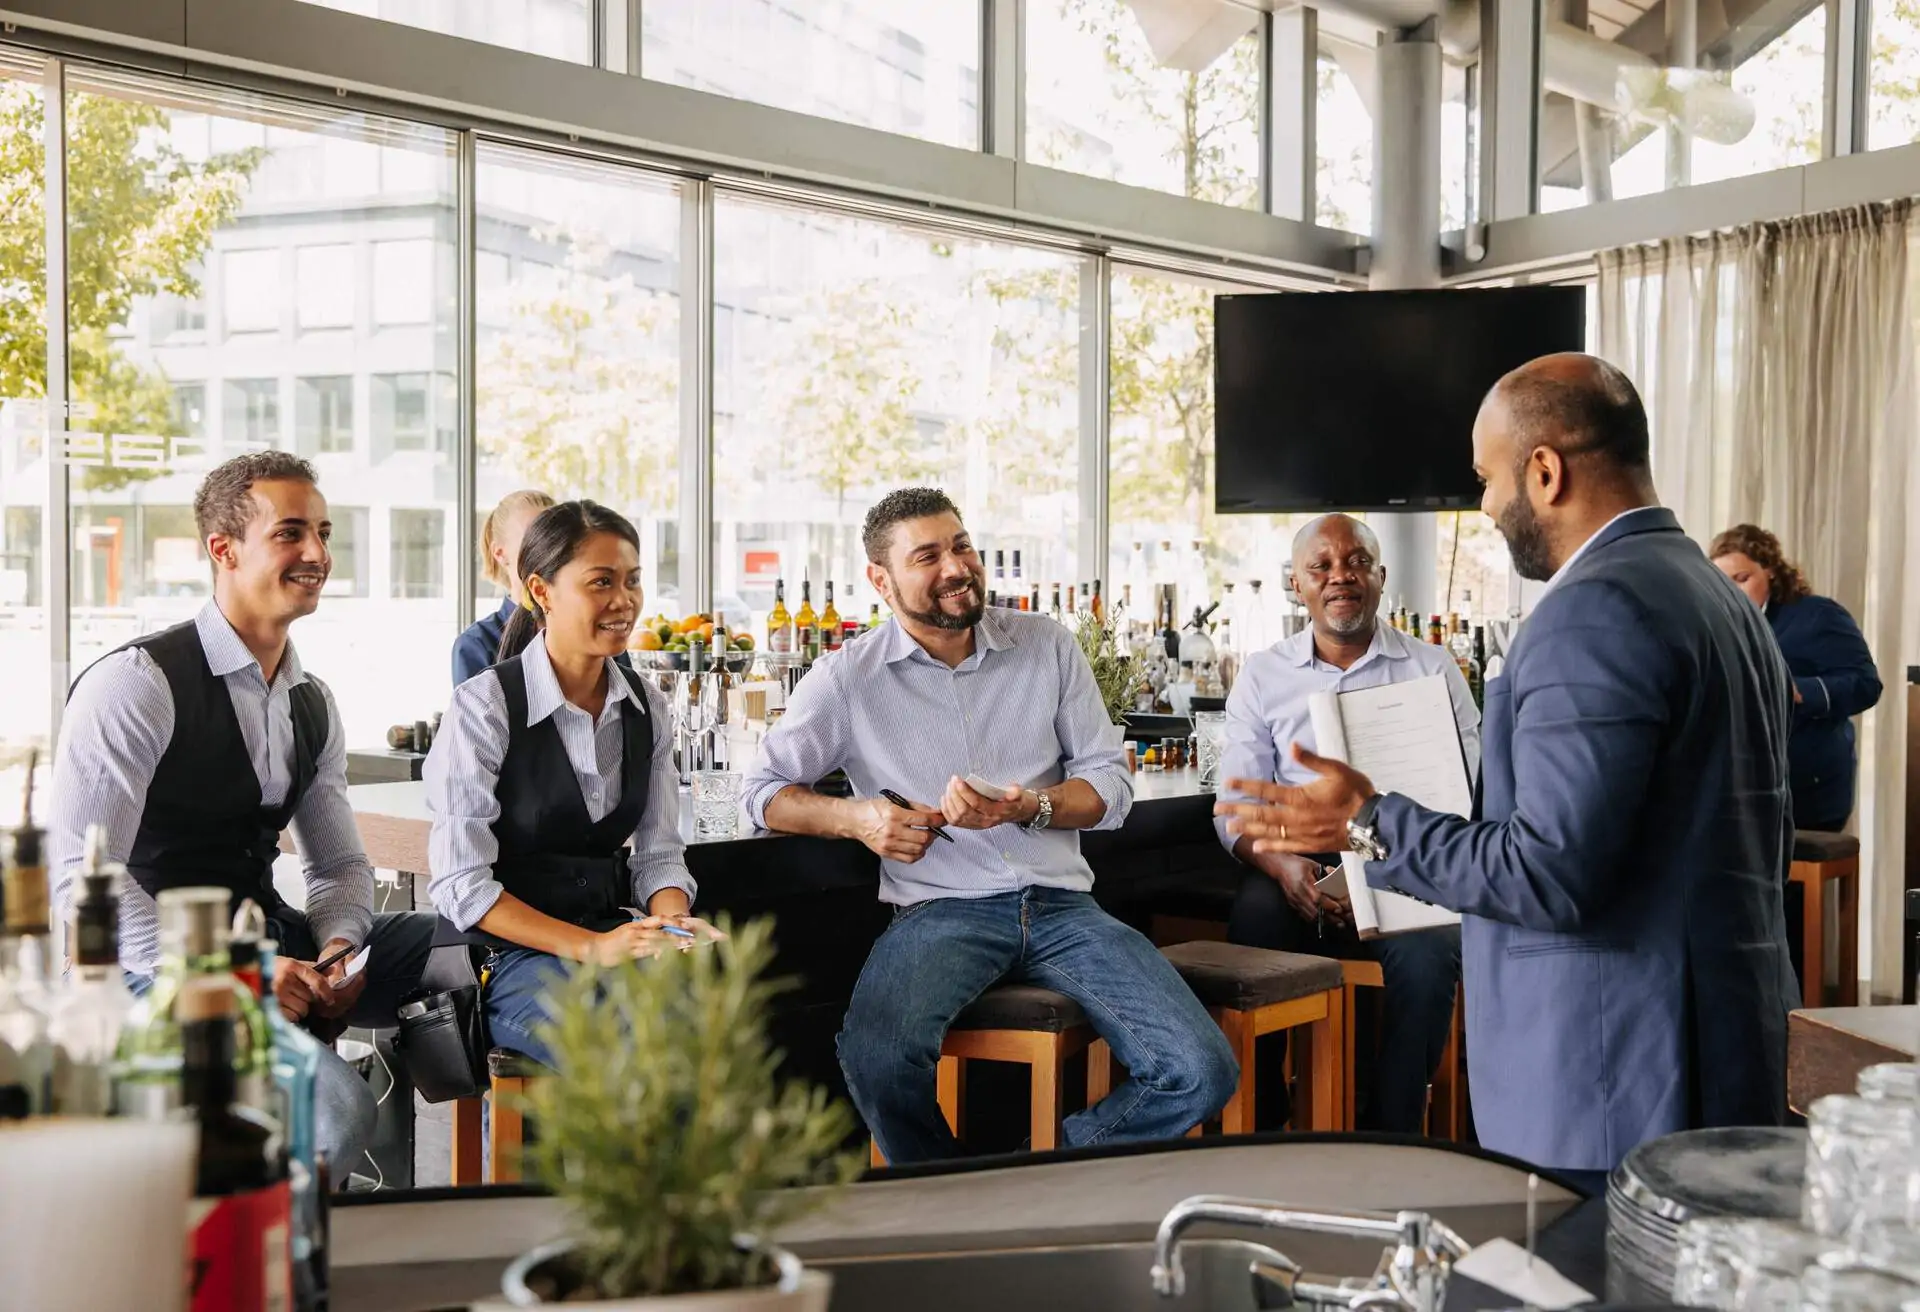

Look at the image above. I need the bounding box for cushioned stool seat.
[869,985,1096,1168]
[1088,941,1345,1136]
[1790,829,1862,1008]
[1160,941,1344,1009]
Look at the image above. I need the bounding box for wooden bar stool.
[1792,830,1862,1008]
[868,985,1095,1167]
[1086,942,1343,1134]
[1340,961,1468,1140]
[449,1047,549,1185]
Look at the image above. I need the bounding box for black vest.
[468,654,654,950]
[74,620,326,910]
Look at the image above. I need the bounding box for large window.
[0,54,46,808]
[62,73,459,747]
[1027,0,1261,208]
[644,0,981,150]
[1539,1,1824,210]
[1108,267,1305,637]
[1871,0,1920,146]
[299,0,592,65]
[474,144,685,616]
[1317,40,1375,234]
[714,197,1085,637]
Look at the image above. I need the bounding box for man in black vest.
[50,450,434,1181]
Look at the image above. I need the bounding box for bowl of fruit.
[634,614,757,673]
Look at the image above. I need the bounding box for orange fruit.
[636,630,663,651]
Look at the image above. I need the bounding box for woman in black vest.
[424,500,712,1067]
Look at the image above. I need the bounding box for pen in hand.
[879,789,955,842]
[621,907,698,938]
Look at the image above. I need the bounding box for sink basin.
[816,1237,1357,1312]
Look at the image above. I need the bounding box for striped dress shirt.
[49,602,373,975]
[424,633,697,931]
[742,608,1132,906]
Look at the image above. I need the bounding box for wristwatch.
[1346,794,1388,861]
[1023,788,1054,832]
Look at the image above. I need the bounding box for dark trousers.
[1227,870,1460,1134]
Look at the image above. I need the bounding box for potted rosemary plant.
[499,917,860,1309]
[1073,613,1142,748]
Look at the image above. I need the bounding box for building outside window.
[296,244,356,329]
[223,378,282,449]
[326,506,370,598]
[372,371,452,453]
[390,506,446,599]
[222,247,281,334]
[296,375,355,454]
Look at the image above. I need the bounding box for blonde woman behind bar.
[452,489,554,687]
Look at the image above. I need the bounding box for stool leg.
[450,1096,483,1186]
[1798,866,1825,1009]
[869,1139,886,1169]
[1029,1038,1065,1151]
[937,1055,965,1137]
[1838,863,1860,1007]
[1342,981,1361,1133]
[1087,1040,1112,1104]
[489,1077,526,1185]
[1312,997,1340,1133]
[1218,1009,1259,1135]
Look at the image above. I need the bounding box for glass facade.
[299,0,593,64]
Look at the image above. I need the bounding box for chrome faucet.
[1149,1194,1470,1311]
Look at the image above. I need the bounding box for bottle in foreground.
[179,973,292,1312]
[0,748,51,1118]
[48,824,136,1115]
[117,887,235,1119]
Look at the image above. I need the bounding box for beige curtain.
[1597,202,1920,1000]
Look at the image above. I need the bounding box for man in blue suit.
[1218,354,1798,1190]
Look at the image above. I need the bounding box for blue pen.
[622,906,697,938]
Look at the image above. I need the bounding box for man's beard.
[1497,492,1556,581]
[896,576,985,631]
[1321,605,1372,638]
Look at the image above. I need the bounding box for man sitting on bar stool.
[743,487,1238,1165]
[49,451,435,1184]
[1216,514,1474,1133]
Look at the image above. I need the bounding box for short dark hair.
[862,487,963,565]
[194,450,319,544]
[1500,358,1651,474]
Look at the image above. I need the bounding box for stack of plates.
[1605,1126,1808,1303]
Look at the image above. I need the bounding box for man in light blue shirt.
[744,487,1236,1164]
[1214,514,1478,1133]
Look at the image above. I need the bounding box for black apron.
[71,619,325,913]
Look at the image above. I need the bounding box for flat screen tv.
[1213,286,1587,513]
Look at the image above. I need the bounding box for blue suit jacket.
[1768,595,1882,830]
[1369,508,1798,1171]
[452,596,634,688]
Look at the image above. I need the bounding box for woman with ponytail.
[452,489,554,686]
[423,500,715,1067]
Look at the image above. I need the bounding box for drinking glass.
[1804,1095,1919,1239]
[1800,1257,1920,1309]
[1193,711,1228,791]
[691,770,743,840]
[1859,1063,1920,1104]
[1671,1217,1757,1308]
[1726,1221,1837,1311]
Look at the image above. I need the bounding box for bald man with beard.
[1212,512,1478,1134]
[1218,355,1797,1190]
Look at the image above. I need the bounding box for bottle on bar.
[240,903,323,1312]
[1078,582,1091,617]
[866,602,882,631]
[116,887,237,1120]
[1091,578,1105,624]
[819,584,842,651]
[48,824,135,1116]
[1010,550,1025,609]
[794,576,818,652]
[0,749,50,1118]
[710,628,734,771]
[1028,584,1040,614]
[1427,614,1445,646]
[1049,584,1063,623]
[767,577,793,655]
[226,910,278,1126]
[179,972,292,1312]
[992,550,1007,605]
[676,638,709,782]
[1471,626,1489,707]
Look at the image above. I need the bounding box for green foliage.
[522,917,860,1299]
[1073,611,1142,725]
[0,84,258,492]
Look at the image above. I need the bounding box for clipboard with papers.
[1307,673,1472,938]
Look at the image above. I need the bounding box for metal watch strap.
[1024,788,1054,831]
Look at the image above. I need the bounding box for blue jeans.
[838,887,1239,1165]
[483,947,570,1070]
[1228,870,1460,1134]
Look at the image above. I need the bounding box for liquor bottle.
[1471,626,1489,707]
[47,824,135,1116]
[794,576,818,651]
[178,972,293,1312]
[820,584,842,651]
[767,578,793,655]
[0,750,50,1118]
[1427,614,1445,646]
[709,628,734,771]
[1049,584,1063,623]
[226,908,280,1124]
[866,602,882,631]
[992,550,1006,605]
[1447,617,1476,692]
[243,905,323,1311]
[1008,550,1024,609]
[1091,578,1105,624]
[1078,582,1091,617]
[116,887,237,1120]
[1028,585,1040,614]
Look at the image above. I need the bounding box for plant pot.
[501,1239,831,1310]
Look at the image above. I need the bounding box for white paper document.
[1454,1238,1595,1309]
[1308,673,1471,938]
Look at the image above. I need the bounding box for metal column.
[983,0,1024,158]
[1483,0,1542,220]
[43,57,70,749]
[1665,0,1697,189]
[1263,5,1318,223]
[679,179,715,612]
[1370,36,1442,619]
[454,130,477,631]
[1077,255,1110,588]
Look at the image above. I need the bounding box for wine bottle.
[766,578,793,655]
[820,582,842,651]
[794,576,818,652]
